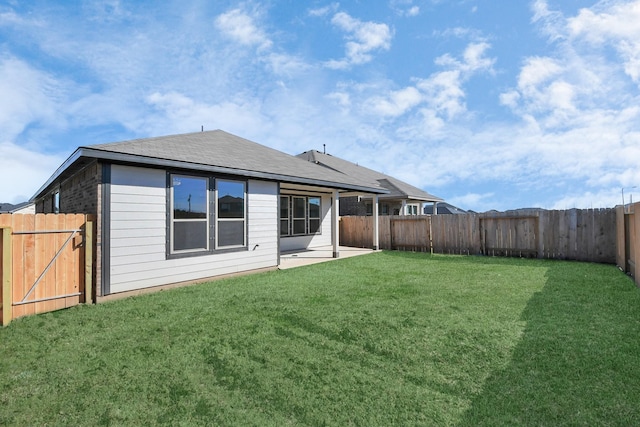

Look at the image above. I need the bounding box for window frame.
[280,196,290,237]
[169,174,211,255]
[308,196,321,234]
[215,179,247,249]
[166,172,248,259]
[280,194,322,237]
[292,196,307,236]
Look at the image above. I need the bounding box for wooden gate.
[1,214,94,326]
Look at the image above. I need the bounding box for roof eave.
[30,148,84,201]
[33,148,389,199]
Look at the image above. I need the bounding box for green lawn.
[2,252,640,426]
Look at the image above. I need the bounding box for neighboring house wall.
[339,196,419,216]
[106,165,279,294]
[11,204,36,214]
[339,196,369,216]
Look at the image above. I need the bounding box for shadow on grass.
[458,261,640,426]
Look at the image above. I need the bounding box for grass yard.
[1,252,640,426]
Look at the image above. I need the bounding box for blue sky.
[1,0,639,211]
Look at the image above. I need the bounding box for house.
[423,202,466,215]
[32,130,387,299]
[0,201,36,214]
[296,150,443,216]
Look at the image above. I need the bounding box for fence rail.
[340,208,617,264]
[1,214,94,326]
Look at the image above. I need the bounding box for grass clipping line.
[1,252,639,426]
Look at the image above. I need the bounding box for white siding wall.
[279,193,333,252]
[108,165,278,294]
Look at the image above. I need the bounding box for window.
[171,175,209,253]
[216,180,246,248]
[308,197,320,233]
[280,196,290,236]
[280,195,322,237]
[53,191,60,214]
[168,174,247,256]
[292,196,306,235]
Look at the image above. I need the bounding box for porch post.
[373,195,379,250]
[433,201,438,215]
[401,199,407,216]
[332,190,340,258]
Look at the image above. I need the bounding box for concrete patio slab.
[278,246,376,269]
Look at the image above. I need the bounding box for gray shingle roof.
[423,202,466,214]
[297,150,443,202]
[33,130,388,200]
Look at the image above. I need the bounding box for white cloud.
[390,0,420,17]
[448,192,495,212]
[214,8,272,50]
[145,91,270,138]
[367,86,422,117]
[407,6,420,16]
[326,91,351,109]
[308,3,339,17]
[461,42,495,72]
[359,42,494,120]
[263,52,311,77]
[567,0,640,83]
[0,56,65,139]
[517,56,562,90]
[325,12,393,69]
[416,70,466,119]
[530,0,565,40]
[549,189,624,210]
[0,141,65,203]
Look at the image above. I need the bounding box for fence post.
[537,212,544,259]
[84,218,94,304]
[615,205,626,270]
[2,227,12,326]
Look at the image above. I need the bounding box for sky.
[1,0,639,212]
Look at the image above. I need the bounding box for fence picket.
[340,208,618,264]
[0,213,94,326]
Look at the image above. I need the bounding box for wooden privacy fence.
[1,214,95,326]
[617,203,640,287]
[340,208,617,264]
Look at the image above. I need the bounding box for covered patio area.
[278,246,377,270]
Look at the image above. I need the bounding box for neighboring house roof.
[296,150,443,203]
[423,202,466,215]
[32,130,389,200]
